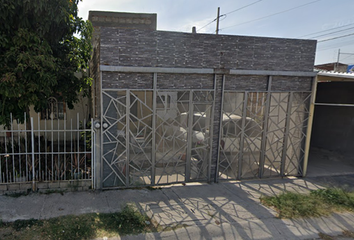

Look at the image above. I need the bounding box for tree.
[0,0,92,127]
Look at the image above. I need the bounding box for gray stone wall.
[102,72,153,89]
[99,28,316,71]
[225,75,268,91]
[156,74,214,89]
[272,76,312,92]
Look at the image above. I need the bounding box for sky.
[78,0,354,65]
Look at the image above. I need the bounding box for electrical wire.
[340,54,354,62]
[298,23,354,38]
[220,0,322,31]
[318,33,354,42]
[317,40,354,51]
[197,15,227,32]
[197,0,263,32]
[310,26,354,39]
[197,19,217,32]
[223,0,263,16]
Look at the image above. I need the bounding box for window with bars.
[41,97,66,120]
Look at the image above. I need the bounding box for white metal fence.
[0,113,93,186]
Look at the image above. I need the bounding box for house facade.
[89,11,317,189]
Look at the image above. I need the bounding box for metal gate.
[101,89,214,188]
[218,90,311,180]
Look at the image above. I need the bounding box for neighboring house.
[89,11,317,189]
[315,62,348,72]
[0,75,92,189]
[0,72,92,137]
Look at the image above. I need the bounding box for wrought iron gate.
[218,90,311,180]
[101,89,214,188]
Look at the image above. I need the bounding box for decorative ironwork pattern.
[218,92,244,180]
[154,91,189,184]
[219,91,311,180]
[241,92,266,178]
[102,91,128,187]
[102,90,214,187]
[284,92,311,176]
[263,93,289,177]
[154,90,214,184]
[190,91,214,181]
[128,91,153,186]
[101,86,311,186]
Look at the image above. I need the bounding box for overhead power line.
[197,18,217,32]
[310,26,354,39]
[197,15,226,32]
[318,33,354,42]
[317,39,354,51]
[220,0,322,31]
[223,0,263,16]
[298,22,354,38]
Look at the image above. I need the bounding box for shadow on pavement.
[132,175,354,240]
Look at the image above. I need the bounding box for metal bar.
[37,113,41,181]
[100,65,316,77]
[185,90,194,182]
[64,113,66,180]
[303,77,318,177]
[125,90,130,186]
[45,118,47,181]
[17,117,21,181]
[281,92,293,177]
[215,75,224,183]
[0,147,2,183]
[4,118,7,182]
[58,116,60,180]
[51,116,54,181]
[224,90,312,93]
[102,88,215,91]
[98,70,104,189]
[151,73,157,185]
[100,65,214,74]
[84,118,87,180]
[91,118,94,188]
[0,151,90,156]
[10,114,14,182]
[230,69,317,77]
[77,113,80,179]
[25,112,28,181]
[1,129,93,133]
[314,103,354,107]
[238,92,248,179]
[259,76,272,178]
[31,118,35,191]
[208,76,217,183]
[70,119,73,180]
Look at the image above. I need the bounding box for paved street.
[1,175,354,239]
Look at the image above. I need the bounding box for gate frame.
[94,66,317,189]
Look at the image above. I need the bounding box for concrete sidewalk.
[1,175,354,239]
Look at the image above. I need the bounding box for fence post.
[31,117,36,191]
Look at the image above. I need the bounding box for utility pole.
[336,49,340,71]
[216,7,220,35]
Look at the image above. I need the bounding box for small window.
[41,97,66,120]
[156,93,171,110]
